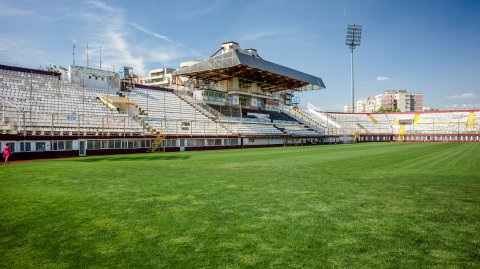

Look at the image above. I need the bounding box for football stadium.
[1,41,478,159]
[1,42,479,267]
[0,0,480,262]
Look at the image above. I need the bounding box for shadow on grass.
[73,154,191,162]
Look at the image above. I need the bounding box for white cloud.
[146,48,186,63]
[0,0,197,76]
[180,1,221,17]
[0,36,48,67]
[239,31,280,42]
[103,30,146,75]
[128,23,189,50]
[86,0,119,12]
[376,76,389,81]
[0,2,34,17]
[444,92,479,99]
[239,28,302,42]
[129,23,173,43]
[76,0,196,76]
[83,1,146,75]
[71,0,200,76]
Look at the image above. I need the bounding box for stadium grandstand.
[171,41,326,144]
[1,41,479,160]
[0,42,327,160]
[291,104,480,143]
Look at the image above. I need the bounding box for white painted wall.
[69,65,120,90]
[242,138,284,146]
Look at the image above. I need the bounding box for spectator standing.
[3,144,11,165]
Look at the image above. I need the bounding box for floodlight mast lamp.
[346,24,362,113]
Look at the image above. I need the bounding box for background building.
[348,90,423,112]
[142,68,175,88]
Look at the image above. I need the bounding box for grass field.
[0,142,479,268]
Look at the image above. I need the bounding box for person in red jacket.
[3,144,11,165]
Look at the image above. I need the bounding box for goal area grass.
[1,143,479,268]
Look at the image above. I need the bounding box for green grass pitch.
[0,143,479,268]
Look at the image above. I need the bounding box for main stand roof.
[173,49,325,92]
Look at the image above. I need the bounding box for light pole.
[346,24,362,113]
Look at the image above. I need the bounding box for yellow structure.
[413,113,420,124]
[367,114,379,124]
[467,112,474,129]
[147,131,166,153]
[399,125,406,141]
[292,108,325,128]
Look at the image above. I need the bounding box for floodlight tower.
[345,24,362,113]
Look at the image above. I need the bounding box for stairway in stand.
[172,90,234,134]
[398,125,406,141]
[467,112,474,129]
[147,130,166,152]
[291,107,326,129]
[356,123,370,133]
[413,113,420,125]
[367,114,379,124]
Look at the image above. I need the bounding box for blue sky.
[0,0,479,111]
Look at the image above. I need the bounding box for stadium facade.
[0,42,479,160]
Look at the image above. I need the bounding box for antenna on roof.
[86,42,89,68]
[99,45,102,70]
[72,41,76,67]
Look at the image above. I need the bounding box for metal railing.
[318,112,479,136]
[279,104,327,135]
[140,116,232,136]
[173,89,222,119]
[172,89,237,134]
[0,107,147,136]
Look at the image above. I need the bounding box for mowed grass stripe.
[0,143,479,268]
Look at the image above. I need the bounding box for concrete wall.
[69,65,120,90]
[242,138,284,146]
